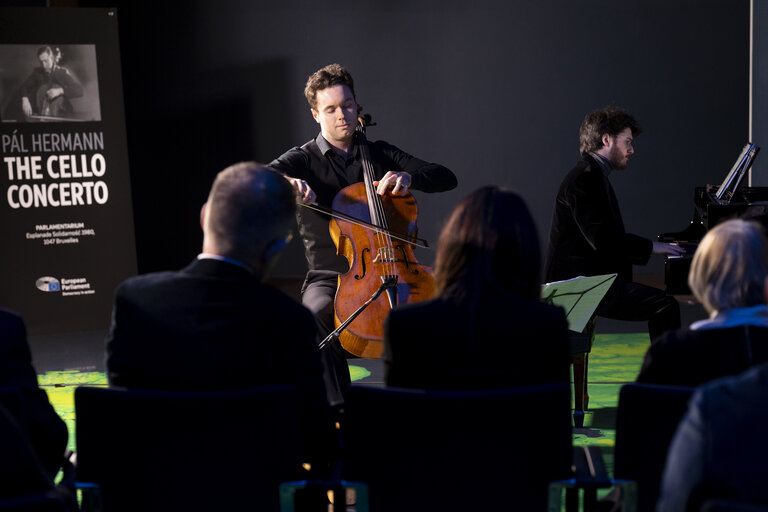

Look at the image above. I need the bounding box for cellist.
[20,46,84,120]
[269,63,457,408]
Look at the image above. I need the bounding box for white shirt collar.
[196,253,254,276]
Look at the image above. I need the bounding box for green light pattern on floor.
[39,371,107,453]
[570,331,649,482]
[349,364,371,381]
[38,332,649,465]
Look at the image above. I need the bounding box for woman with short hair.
[637,218,768,386]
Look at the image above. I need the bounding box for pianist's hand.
[652,241,687,257]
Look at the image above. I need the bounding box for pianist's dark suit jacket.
[636,325,768,387]
[0,308,68,478]
[545,154,653,283]
[105,258,336,466]
[382,289,571,390]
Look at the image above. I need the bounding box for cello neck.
[356,120,390,231]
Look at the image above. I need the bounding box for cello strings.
[299,202,429,248]
[358,134,395,279]
[363,153,394,277]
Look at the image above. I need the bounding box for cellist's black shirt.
[269,132,457,275]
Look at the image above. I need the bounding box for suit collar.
[182,258,257,280]
[197,253,254,275]
[585,153,612,177]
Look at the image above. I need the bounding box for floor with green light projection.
[39,331,652,477]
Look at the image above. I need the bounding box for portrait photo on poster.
[0,44,101,123]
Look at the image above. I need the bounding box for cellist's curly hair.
[37,46,54,57]
[304,63,357,110]
[434,186,542,302]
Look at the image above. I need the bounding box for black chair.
[0,495,74,512]
[700,499,768,512]
[0,398,77,512]
[340,383,573,512]
[550,445,637,512]
[74,385,306,512]
[613,382,695,512]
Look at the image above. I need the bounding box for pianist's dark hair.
[434,186,542,304]
[579,106,642,156]
[304,63,359,111]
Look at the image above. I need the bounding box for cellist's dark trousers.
[302,275,352,407]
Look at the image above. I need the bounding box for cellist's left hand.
[374,171,412,196]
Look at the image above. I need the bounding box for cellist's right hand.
[21,97,32,117]
[286,177,316,205]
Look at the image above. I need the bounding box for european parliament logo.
[35,276,60,292]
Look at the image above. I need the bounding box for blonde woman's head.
[688,219,768,315]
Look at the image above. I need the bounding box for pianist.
[545,106,685,342]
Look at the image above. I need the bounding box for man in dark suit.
[105,162,336,469]
[0,308,68,479]
[545,106,683,341]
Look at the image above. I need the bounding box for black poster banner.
[0,8,136,335]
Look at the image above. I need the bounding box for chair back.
[0,400,77,511]
[613,382,695,512]
[341,383,572,512]
[700,499,768,512]
[0,494,73,512]
[75,385,304,512]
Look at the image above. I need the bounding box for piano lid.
[661,142,765,295]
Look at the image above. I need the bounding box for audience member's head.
[201,162,296,277]
[434,186,542,301]
[688,218,768,316]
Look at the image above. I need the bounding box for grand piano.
[659,142,765,295]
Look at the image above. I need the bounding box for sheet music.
[716,142,758,203]
[541,274,617,333]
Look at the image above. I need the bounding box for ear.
[200,202,208,231]
[601,133,613,148]
[311,108,320,124]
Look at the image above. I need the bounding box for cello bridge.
[373,247,397,263]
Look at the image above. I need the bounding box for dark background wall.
[78,0,750,284]
[754,0,768,184]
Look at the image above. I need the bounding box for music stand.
[543,274,617,427]
[541,274,617,333]
[714,142,760,204]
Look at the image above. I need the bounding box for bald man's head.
[202,162,296,275]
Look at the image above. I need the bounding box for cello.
[35,47,68,118]
[326,117,436,358]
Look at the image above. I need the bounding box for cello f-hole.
[395,244,419,274]
[355,247,370,280]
